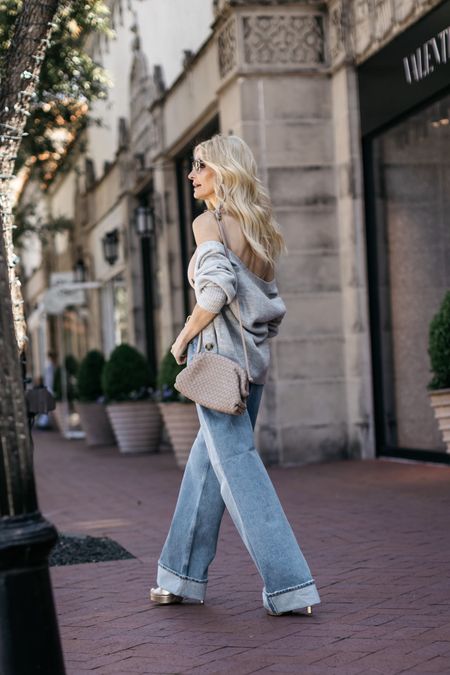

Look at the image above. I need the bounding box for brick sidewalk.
[33,430,450,674]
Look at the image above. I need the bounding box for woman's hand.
[170,304,217,364]
[170,332,188,365]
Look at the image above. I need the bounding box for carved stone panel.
[130,49,150,142]
[218,18,237,78]
[329,0,348,64]
[148,107,164,157]
[149,64,166,108]
[214,1,439,72]
[393,0,417,23]
[353,0,373,57]
[129,47,165,163]
[374,0,393,40]
[242,14,325,67]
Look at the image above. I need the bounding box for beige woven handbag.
[174,211,252,415]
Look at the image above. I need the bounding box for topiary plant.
[428,291,450,391]
[77,350,105,402]
[53,355,79,402]
[156,348,187,402]
[102,344,153,402]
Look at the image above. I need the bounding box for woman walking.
[150,134,320,616]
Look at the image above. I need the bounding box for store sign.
[43,286,85,314]
[403,27,450,83]
[359,1,450,136]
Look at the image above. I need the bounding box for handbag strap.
[211,208,252,382]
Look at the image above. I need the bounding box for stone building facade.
[20,0,450,466]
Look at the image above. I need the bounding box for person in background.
[43,350,57,395]
[36,350,57,429]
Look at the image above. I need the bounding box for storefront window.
[112,274,128,345]
[101,273,129,355]
[372,94,450,452]
[62,307,88,363]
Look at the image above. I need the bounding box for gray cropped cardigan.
[189,240,286,385]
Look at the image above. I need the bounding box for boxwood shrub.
[428,291,450,390]
[102,344,153,402]
[77,350,105,402]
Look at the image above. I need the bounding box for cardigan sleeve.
[194,241,237,313]
[267,296,286,338]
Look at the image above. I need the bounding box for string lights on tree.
[0,2,110,672]
[0,5,62,350]
[0,0,111,351]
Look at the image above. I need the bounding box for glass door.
[366,94,450,461]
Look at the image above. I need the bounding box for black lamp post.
[133,206,157,376]
[0,216,65,674]
[102,229,119,266]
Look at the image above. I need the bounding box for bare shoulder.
[192,210,220,246]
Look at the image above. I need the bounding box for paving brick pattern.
[33,431,450,674]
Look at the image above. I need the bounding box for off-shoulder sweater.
[188,240,286,384]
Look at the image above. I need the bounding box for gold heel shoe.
[267,605,313,617]
[150,586,183,605]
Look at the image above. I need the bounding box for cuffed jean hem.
[157,562,207,602]
[263,581,321,615]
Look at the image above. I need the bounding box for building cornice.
[328,0,445,70]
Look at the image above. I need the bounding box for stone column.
[216,2,350,464]
[328,0,377,459]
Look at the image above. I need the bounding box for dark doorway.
[175,115,220,317]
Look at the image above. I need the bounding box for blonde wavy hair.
[195,134,285,266]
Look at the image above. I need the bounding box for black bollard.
[0,216,65,674]
[0,515,65,674]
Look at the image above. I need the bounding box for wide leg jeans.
[157,347,320,614]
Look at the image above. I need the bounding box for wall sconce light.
[133,205,154,238]
[102,229,119,266]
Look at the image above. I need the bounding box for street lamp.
[133,205,156,376]
[134,205,154,237]
[102,229,119,266]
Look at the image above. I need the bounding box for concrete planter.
[429,389,450,453]
[52,401,68,435]
[106,400,161,454]
[158,402,200,469]
[75,402,116,446]
[51,401,84,439]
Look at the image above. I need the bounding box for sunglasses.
[191,158,206,172]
